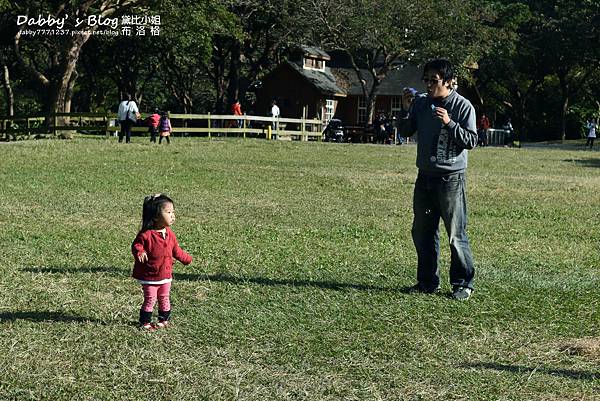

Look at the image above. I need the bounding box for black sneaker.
[406,283,440,294]
[451,286,473,300]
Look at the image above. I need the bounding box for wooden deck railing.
[0,112,325,141]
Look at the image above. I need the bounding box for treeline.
[1,0,598,141]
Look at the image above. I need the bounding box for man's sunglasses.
[422,78,443,85]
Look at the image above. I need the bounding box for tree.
[158,0,235,114]
[207,0,309,114]
[303,0,503,125]
[0,12,15,116]
[9,0,149,116]
[476,0,600,140]
[536,0,600,140]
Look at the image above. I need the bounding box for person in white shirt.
[270,100,280,139]
[270,100,280,118]
[117,94,140,143]
[586,118,597,149]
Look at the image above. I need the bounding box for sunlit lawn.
[0,137,598,400]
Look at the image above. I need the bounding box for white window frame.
[303,57,325,71]
[358,97,367,124]
[391,97,402,116]
[323,99,335,124]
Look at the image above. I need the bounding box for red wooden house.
[255,46,423,127]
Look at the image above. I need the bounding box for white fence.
[486,128,511,146]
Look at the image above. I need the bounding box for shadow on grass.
[22,266,401,293]
[467,362,597,381]
[22,265,126,275]
[175,271,398,292]
[0,311,97,324]
[563,158,600,168]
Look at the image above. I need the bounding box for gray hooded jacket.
[398,90,477,175]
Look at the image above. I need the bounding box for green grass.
[0,137,598,400]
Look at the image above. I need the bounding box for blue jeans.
[411,171,475,290]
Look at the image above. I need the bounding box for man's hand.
[433,107,451,126]
[138,252,148,263]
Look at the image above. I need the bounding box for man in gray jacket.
[398,59,477,300]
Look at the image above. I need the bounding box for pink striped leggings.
[141,282,171,312]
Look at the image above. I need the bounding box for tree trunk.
[64,71,78,114]
[511,76,545,142]
[2,64,14,116]
[227,41,241,106]
[211,44,228,115]
[184,93,193,114]
[516,93,528,142]
[557,71,570,142]
[53,33,90,138]
[366,72,384,125]
[53,32,91,114]
[561,95,569,142]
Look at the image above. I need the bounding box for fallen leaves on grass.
[559,337,600,358]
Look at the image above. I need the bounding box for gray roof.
[299,45,331,60]
[330,64,424,96]
[286,61,346,97]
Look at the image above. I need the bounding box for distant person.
[586,118,597,149]
[324,117,344,142]
[158,112,172,144]
[145,109,160,143]
[502,118,515,147]
[393,116,404,145]
[397,58,477,301]
[117,94,140,143]
[231,99,243,128]
[132,194,192,331]
[374,112,388,144]
[270,100,280,119]
[397,88,417,144]
[270,100,280,139]
[476,113,490,147]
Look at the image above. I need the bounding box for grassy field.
[0,137,598,400]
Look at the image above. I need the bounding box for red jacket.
[131,227,192,281]
[146,113,160,128]
[231,102,242,116]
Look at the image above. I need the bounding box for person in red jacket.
[145,108,161,143]
[231,99,243,128]
[132,194,192,330]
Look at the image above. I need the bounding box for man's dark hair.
[423,59,455,83]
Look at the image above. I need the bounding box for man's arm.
[446,105,477,150]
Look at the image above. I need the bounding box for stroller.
[323,118,344,142]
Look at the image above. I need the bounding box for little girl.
[132,194,192,330]
[158,112,172,144]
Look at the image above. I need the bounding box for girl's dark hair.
[140,193,173,232]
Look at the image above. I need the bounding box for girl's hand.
[138,252,148,263]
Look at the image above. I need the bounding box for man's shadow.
[564,158,600,168]
[22,265,125,275]
[466,362,597,381]
[0,311,98,324]
[23,265,399,292]
[174,271,399,293]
